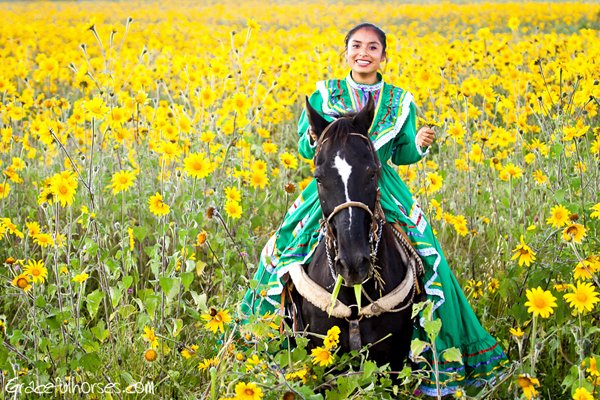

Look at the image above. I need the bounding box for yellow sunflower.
[572,387,593,400]
[524,286,557,318]
[546,205,570,228]
[249,170,269,189]
[310,346,334,367]
[563,281,599,313]
[517,374,539,400]
[24,259,48,284]
[200,308,232,333]
[12,273,32,292]
[224,200,243,219]
[183,152,213,179]
[108,170,136,194]
[562,223,586,243]
[279,152,298,169]
[148,193,170,216]
[224,186,241,202]
[511,235,536,266]
[234,382,263,400]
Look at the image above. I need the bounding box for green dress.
[241,72,508,396]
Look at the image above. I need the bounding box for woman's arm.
[298,91,327,159]
[391,102,432,165]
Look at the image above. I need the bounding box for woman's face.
[345,28,385,83]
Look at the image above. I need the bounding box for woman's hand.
[416,126,435,147]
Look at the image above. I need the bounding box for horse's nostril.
[336,254,371,285]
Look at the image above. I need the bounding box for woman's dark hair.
[343,23,387,57]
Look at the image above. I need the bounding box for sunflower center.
[119,177,129,184]
[576,292,588,303]
[566,226,578,235]
[17,278,28,289]
[245,389,254,396]
[31,269,41,276]
[534,298,547,309]
[519,248,530,256]
[59,185,68,194]
[192,161,202,170]
[214,314,222,323]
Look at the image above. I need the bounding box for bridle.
[314,122,386,289]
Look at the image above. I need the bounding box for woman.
[242,23,508,396]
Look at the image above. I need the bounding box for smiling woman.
[242,22,508,397]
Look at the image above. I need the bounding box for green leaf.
[159,276,180,302]
[80,352,102,370]
[10,330,26,345]
[424,319,442,341]
[555,189,565,204]
[122,275,133,290]
[35,296,46,308]
[410,338,429,359]
[180,272,193,291]
[145,296,160,320]
[442,347,463,364]
[133,226,148,242]
[411,300,429,319]
[362,360,378,381]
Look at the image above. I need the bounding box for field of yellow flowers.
[1,0,600,398]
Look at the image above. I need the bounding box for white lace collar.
[345,72,384,92]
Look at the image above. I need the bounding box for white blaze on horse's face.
[333,152,353,226]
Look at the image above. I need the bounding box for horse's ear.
[354,93,375,134]
[305,96,329,140]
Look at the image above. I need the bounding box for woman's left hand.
[416,127,435,147]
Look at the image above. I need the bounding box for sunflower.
[546,205,570,228]
[201,308,232,333]
[181,345,199,359]
[245,354,264,372]
[72,273,89,283]
[198,356,218,372]
[26,221,40,237]
[108,170,136,194]
[144,349,158,362]
[34,233,54,248]
[262,141,277,154]
[231,93,250,115]
[183,152,213,179]
[488,278,500,293]
[323,325,341,350]
[224,186,241,202]
[591,203,600,219]
[142,326,159,348]
[425,172,443,193]
[562,223,586,243]
[249,170,269,189]
[84,97,108,118]
[12,273,32,292]
[224,200,242,219]
[234,382,263,400]
[511,235,536,266]
[50,171,78,207]
[573,260,595,280]
[517,374,539,400]
[279,152,298,169]
[509,327,525,338]
[24,259,47,284]
[311,346,334,366]
[572,387,593,400]
[563,281,599,313]
[148,193,170,216]
[532,170,548,186]
[524,286,557,318]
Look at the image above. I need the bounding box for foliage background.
[0,1,599,399]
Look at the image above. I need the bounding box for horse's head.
[306,95,381,287]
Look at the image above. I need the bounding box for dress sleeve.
[390,102,430,166]
[298,90,327,160]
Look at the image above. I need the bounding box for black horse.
[284,95,425,372]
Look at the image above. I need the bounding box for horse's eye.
[371,173,376,181]
[316,178,321,185]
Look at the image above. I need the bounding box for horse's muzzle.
[335,253,371,286]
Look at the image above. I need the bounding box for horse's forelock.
[321,114,381,178]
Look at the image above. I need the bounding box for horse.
[283,94,426,372]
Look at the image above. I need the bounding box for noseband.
[314,125,386,288]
